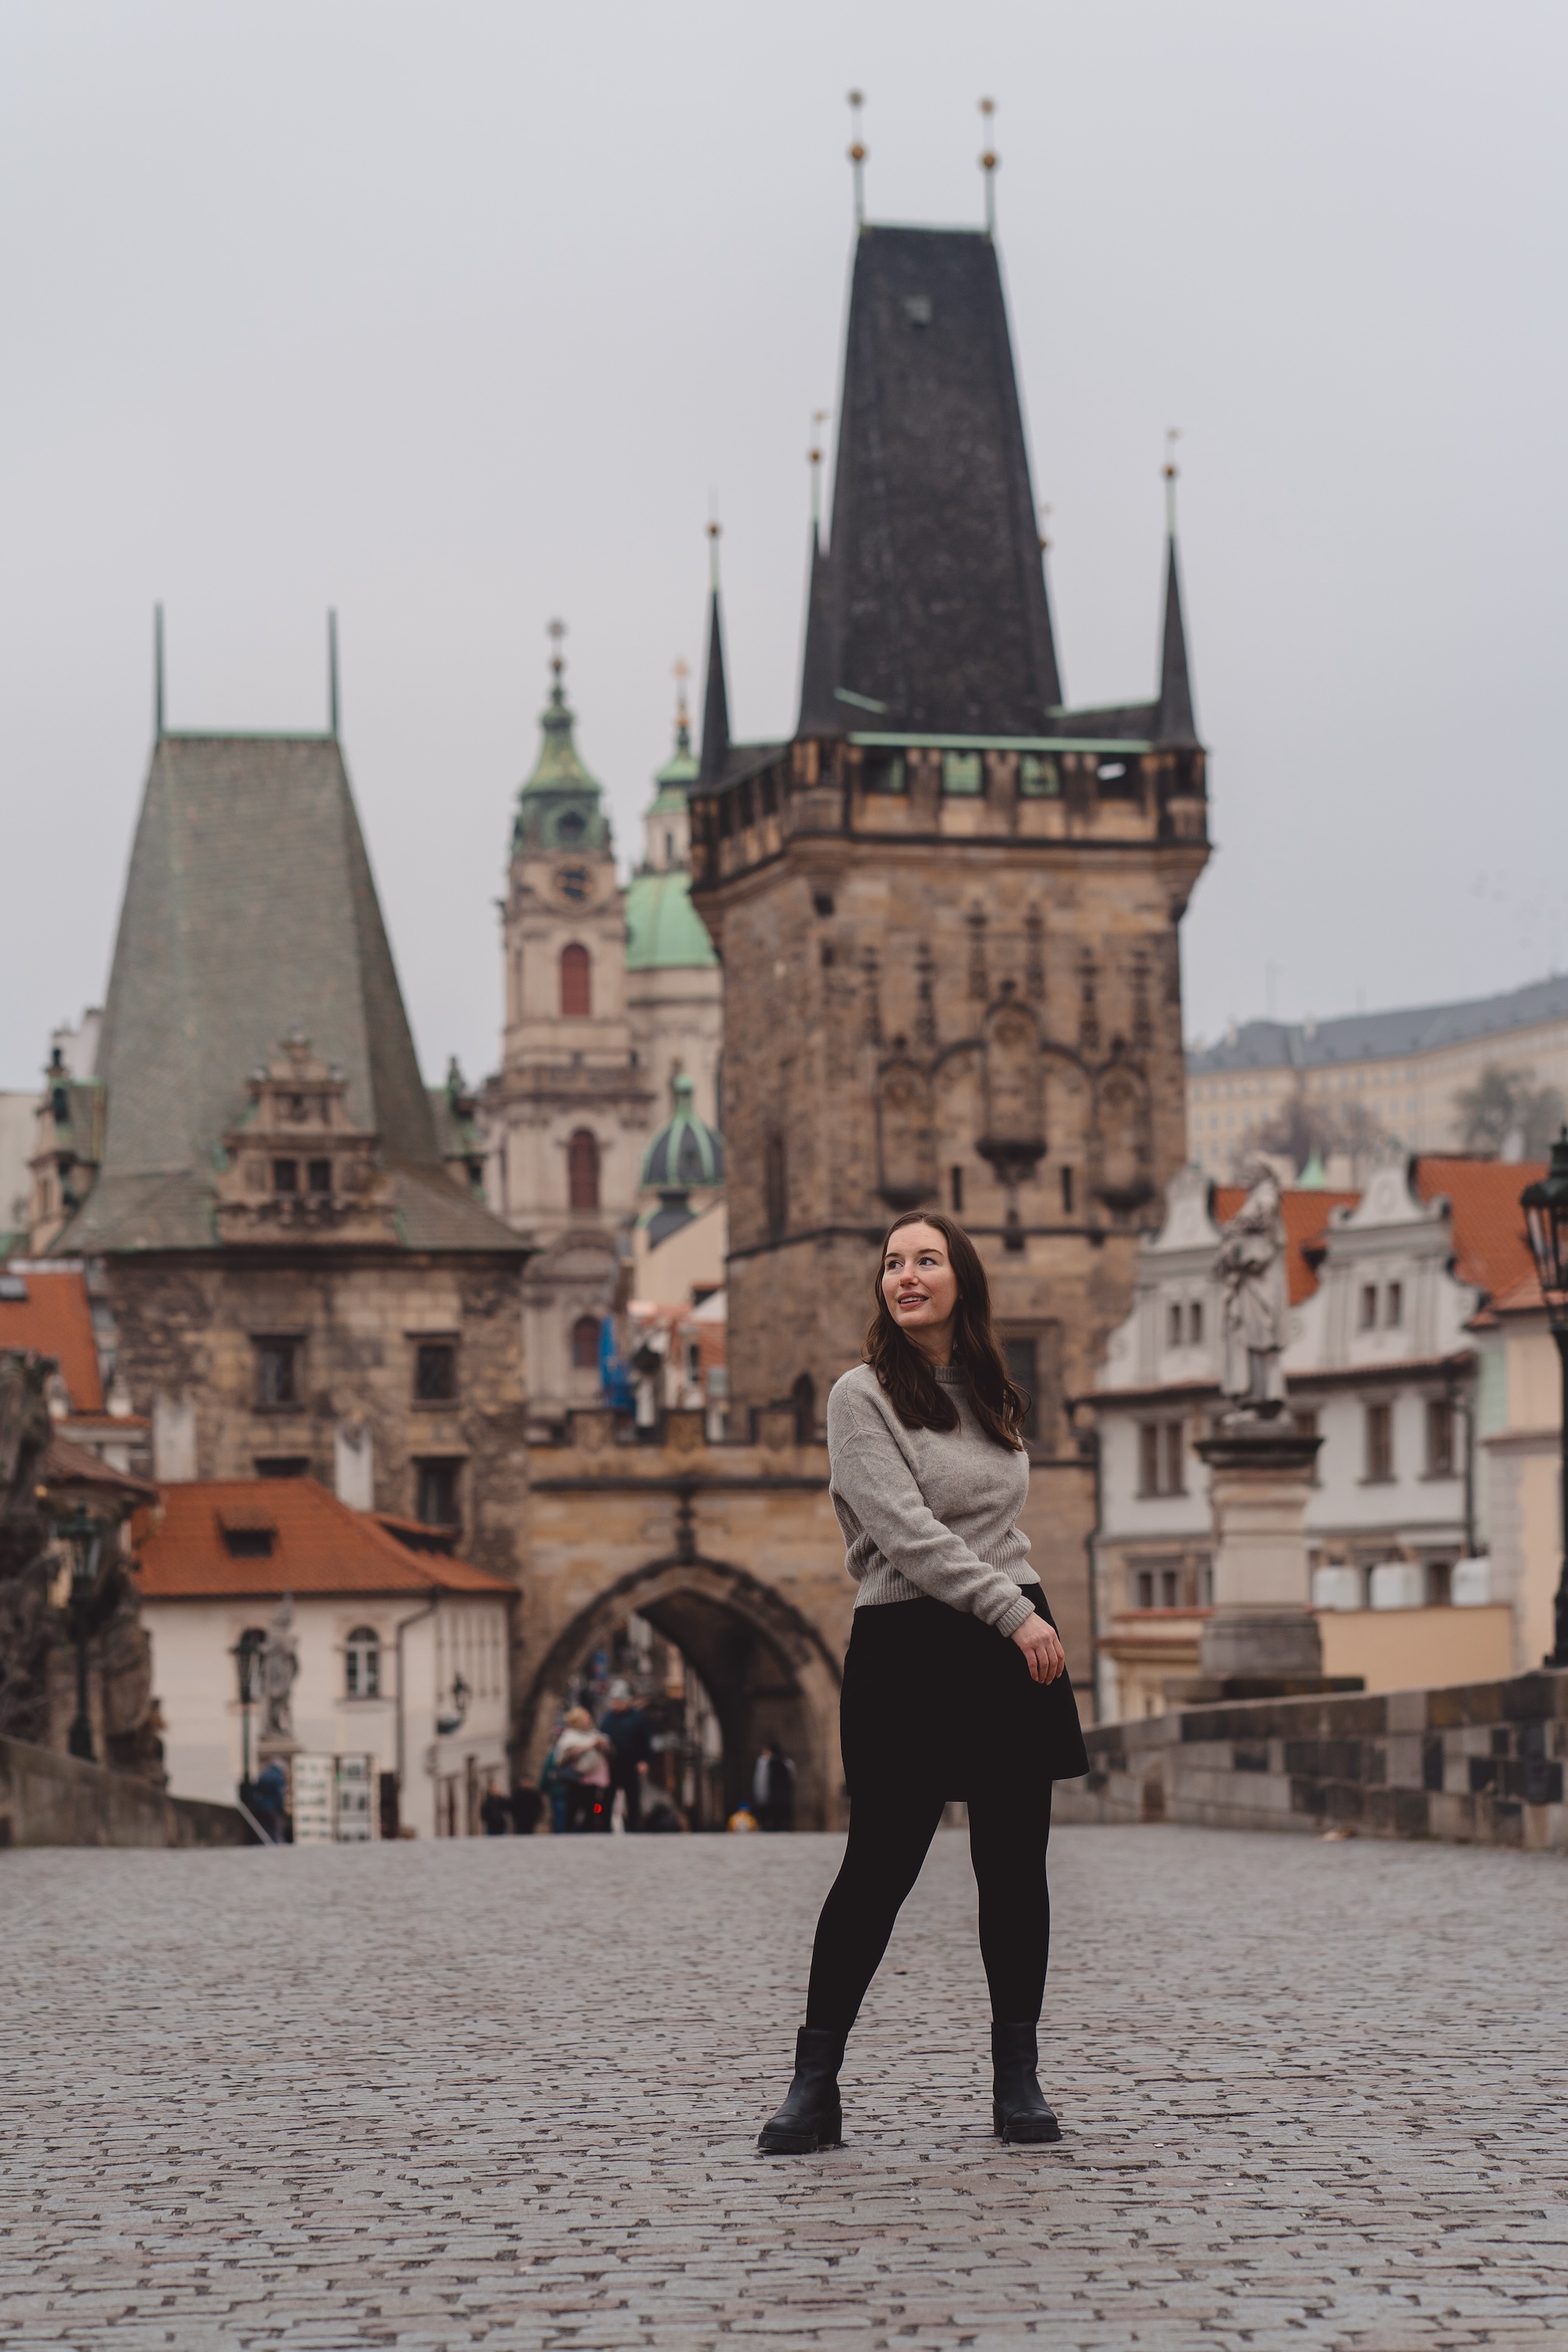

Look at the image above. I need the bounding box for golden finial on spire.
[673,655,690,725]
[706,516,721,593]
[978,97,999,237]
[546,615,566,695]
[847,90,867,227]
[1163,427,1181,535]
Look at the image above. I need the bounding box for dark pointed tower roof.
[797,224,1062,736]
[1155,532,1199,746]
[697,588,731,789]
[57,733,520,1255]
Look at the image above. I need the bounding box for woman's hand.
[1011,1613,1066,1685]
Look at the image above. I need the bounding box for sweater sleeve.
[829,1385,1036,1637]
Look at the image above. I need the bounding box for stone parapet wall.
[1056,1671,1568,1850]
[1,1735,175,1849]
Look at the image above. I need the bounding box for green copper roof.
[513,659,610,856]
[624,867,718,972]
[641,1072,724,1189]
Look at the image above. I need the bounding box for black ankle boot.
[991,2021,1062,2144]
[757,2027,845,2154]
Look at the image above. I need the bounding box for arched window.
[345,1625,381,1699]
[572,1313,601,1371]
[560,943,591,1018]
[792,1370,816,1444]
[568,1129,600,1212]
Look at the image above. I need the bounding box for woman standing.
[757,1210,1088,2154]
[553,1706,612,1833]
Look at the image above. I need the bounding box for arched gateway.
[518,1550,844,1828]
[521,1406,856,1830]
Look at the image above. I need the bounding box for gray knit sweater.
[826,1360,1039,1639]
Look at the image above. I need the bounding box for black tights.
[804,1781,1052,2035]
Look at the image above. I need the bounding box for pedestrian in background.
[757,1211,1088,2155]
[601,1679,652,1831]
[555,1706,612,1832]
[510,1780,543,1836]
[751,1744,796,1831]
[479,1780,512,1836]
[251,1756,289,1844]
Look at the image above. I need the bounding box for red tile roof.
[0,1269,104,1410]
[1212,1186,1359,1305]
[132,1479,514,1600]
[1413,1156,1544,1299]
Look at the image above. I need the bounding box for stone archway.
[517,1553,844,1829]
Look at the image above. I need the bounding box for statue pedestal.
[1167,1416,1363,1704]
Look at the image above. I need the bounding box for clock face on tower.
[554,864,591,906]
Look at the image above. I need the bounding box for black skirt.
[840,1587,1090,1801]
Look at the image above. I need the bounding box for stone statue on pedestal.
[260,1593,299,1743]
[1214,1170,1289,1417]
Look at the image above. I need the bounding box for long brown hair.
[865,1209,1028,1450]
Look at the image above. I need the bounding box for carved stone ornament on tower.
[212,1026,397,1246]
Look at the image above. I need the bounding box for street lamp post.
[232,1628,263,1788]
[59,1504,104,1762]
[1520,1127,1568,1668]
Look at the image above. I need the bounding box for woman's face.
[881,1222,960,1343]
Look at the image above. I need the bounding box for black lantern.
[436,1671,471,1738]
[1520,1128,1568,1667]
[58,1504,104,1762]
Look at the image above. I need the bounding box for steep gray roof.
[60,733,521,1256]
[1190,973,1568,1075]
[799,225,1062,738]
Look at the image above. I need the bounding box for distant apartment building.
[1186,974,1568,1180]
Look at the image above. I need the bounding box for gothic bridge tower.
[688,220,1211,1657]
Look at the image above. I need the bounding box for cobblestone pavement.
[3,1825,1567,2351]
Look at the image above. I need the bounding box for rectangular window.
[307,1158,332,1196]
[1160,1567,1180,1610]
[1425,1397,1455,1477]
[1060,1166,1074,1215]
[1167,1302,1184,1349]
[1359,1284,1378,1332]
[1018,753,1060,797]
[415,1457,460,1528]
[253,1338,299,1408]
[414,1341,458,1404]
[221,1526,274,1559]
[255,1454,309,1479]
[1365,1401,1394,1483]
[942,750,983,795]
[1385,1281,1403,1328]
[862,750,906,795]
[1003,1338,1039,1443]
[1138,1422,1160,1497]
[271,1159,299,1195]
[1134,1567,1154,1610]
[1427,1559,1454,1607]
[1189,1300,1204,1346]
[1163,1421,1186,1496]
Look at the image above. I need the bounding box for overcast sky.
[2,0,1565,1095]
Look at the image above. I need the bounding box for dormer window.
[222,1526,275,1559]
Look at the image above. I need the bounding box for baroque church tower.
[485,635,653,1436]
[688,218,1210,1639]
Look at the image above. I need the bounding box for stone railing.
[1,1736,254,1850]
[1055,1671,1567,1851]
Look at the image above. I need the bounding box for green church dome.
[624,867,717,972]
[512,641,611,858]
[641,1072,724,1189]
